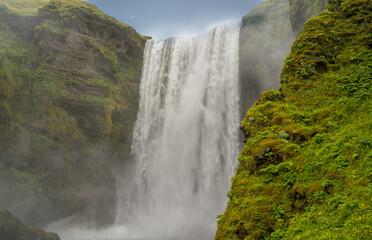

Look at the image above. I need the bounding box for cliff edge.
[0,0,147,227]
[216,0,371,238]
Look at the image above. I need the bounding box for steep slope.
[239,0,328,119]
[239,0,295,119]
[0,0,147,226]
[216,0,371,239]
[239,0,295,118]
[0,211,60,240]
[289,0,328,36]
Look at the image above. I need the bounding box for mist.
[47,21,241,240]
[238,0,295,118]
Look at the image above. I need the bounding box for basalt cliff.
[0,0,146,228]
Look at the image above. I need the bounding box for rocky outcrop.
[0,0,147,227]
[239,0,328,119]
[239,0,295,119]
[289,0,328,36]
[0,211,60,240]
[216,0,371,239]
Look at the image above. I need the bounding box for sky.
[83,0,264,39]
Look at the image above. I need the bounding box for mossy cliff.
[0,0,147,226]
[289,0,328,37]
[0,211,60,240]
[239,0,328,119]
[216,0,371,239]
[239,0,295,118]
[239,0,295,119]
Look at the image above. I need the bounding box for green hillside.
[216,0,372,239]
[0,0,146,226]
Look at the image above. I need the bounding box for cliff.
[0,211,60,240]
[239,0,328,119]
[289,0,328,36]
[0,0,146,227]
[239,0,295,119]
[216,0,371,239]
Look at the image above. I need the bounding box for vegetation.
[289,0,328,36]
[216,0,372,239]
[0,211,60,240]
[0,0,48,16]
[0,0,146,226]
[239,0,296,118]
[242,0,294,48]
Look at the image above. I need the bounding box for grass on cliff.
[40,0,131,28]
[1,0,145,225]
[242,0,292,42]
[0,0,48,15]
[216,0,372,239]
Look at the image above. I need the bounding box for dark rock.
[0,211,60,240]
[239,0,295,119]
[288,0,327,37]
[0,0,146,227]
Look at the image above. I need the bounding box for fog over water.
[122,22,241,239]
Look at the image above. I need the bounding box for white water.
[117,22,242,239]
[50,22,242,240]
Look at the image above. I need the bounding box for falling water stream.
[119,22,242,239]
[52,22,242,240]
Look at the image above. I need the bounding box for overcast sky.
[83,0,264,39]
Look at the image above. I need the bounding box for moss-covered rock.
[289,0,328,37]
[216,0,371,239]
[0,211,60,240]
[239,0,328,118]
[239,0,295,118]
[0,0,146,227]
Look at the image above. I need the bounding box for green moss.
[47,107,81,138]
[0,211,60,240]
[0,0,47,16]
[239,0,295,115]
[242,14,265,26]
[11,168,43,192]
[40,0,131,29]
[0,0,145,226]
[96,44,120,69]
[216,0,372,239]
[289,0,328,36]
[0,22,39,64]
[34,23,69,36]
[306,0,328,17]
[242,0,293,44]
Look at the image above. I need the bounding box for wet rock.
[0,211,60,240]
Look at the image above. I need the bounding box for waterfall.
[120,22,241,239]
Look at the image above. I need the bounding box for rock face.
[0,0,147,227]
[0,211,60,240]
[288,0,327,36]
[216,0,371,239]
[239,0,328,119]
[239,0,295,119]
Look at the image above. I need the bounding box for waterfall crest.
[121,22,241,239]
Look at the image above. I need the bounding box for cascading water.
[119,22,241,239]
